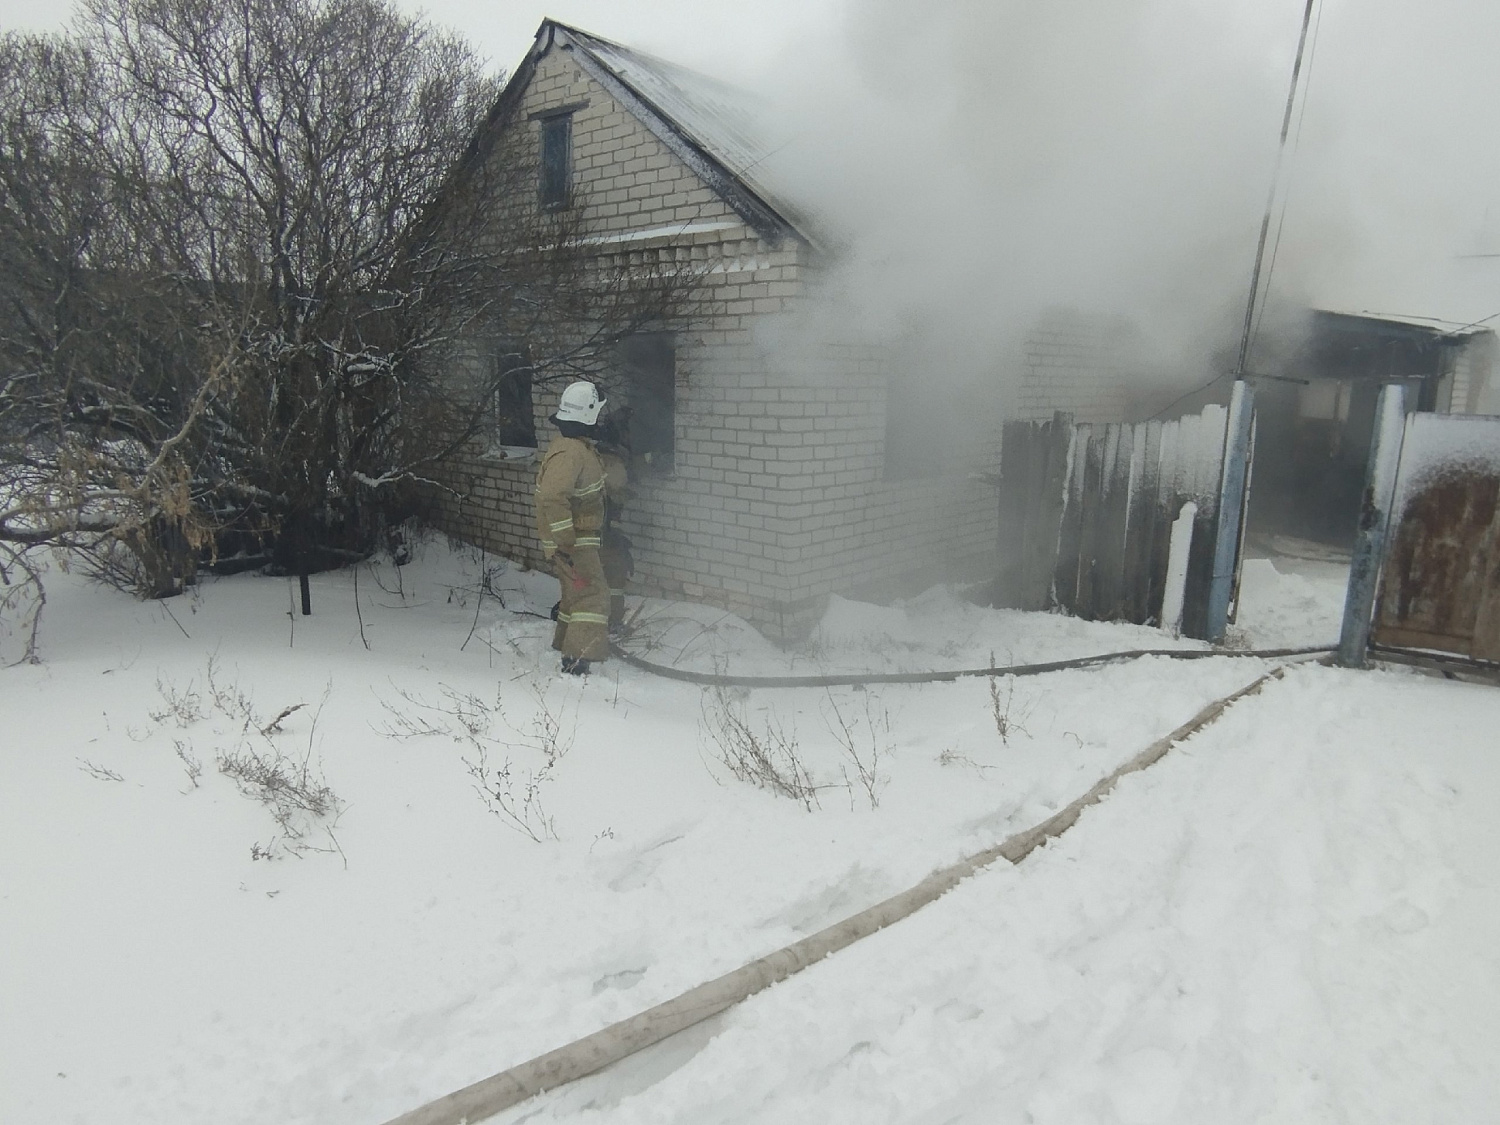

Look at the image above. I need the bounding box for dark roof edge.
[546,21,809,251]
[445,23,554,188]
[1312,308,1496,343]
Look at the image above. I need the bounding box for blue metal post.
[1206,380,1255,643]
[1338,384,1407,667]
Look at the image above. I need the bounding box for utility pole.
[1234,0,1319,379]
[1210,1,1319,640]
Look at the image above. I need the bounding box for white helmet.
[555,380,606,425]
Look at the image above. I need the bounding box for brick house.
[430,21,1134,639]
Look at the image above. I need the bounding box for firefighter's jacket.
[534,435,606,557]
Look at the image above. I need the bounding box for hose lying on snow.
[610,641,1335,688]
[380,663,1295,1125]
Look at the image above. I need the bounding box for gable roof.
[478,19,815,250]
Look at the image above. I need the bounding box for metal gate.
[1340,389,1500,667]
[1373,414,1500,662]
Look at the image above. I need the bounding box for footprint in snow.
[592,967,647,994]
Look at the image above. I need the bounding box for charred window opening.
[1298,379,1352,422]
[539,113,572,210]
[616,333,675,474]
[491,344,536,448]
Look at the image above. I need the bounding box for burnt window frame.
[615,332,676,475]
[490,343,537,450]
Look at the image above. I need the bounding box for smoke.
[1262,0,1500,326]
[735,0,1500,393]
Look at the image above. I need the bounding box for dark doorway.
[1246,310,1471,547]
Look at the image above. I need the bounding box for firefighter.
[596,409,635,631]
[534,381,610,675]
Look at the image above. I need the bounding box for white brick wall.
[1013,308,1139,425]
[1446,331,1498,415]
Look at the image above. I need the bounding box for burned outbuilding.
[1247,309,1497,545]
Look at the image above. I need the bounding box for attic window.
[539,113,572,209]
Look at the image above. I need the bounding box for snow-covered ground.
[2,541,1495,1125]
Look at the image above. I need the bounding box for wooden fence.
[995,388,1252,641]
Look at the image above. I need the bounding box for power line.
[1439,309,1500,337]
[1249,0,1325,355]
[1147,371,1233,421]
[1233,0,1320,379]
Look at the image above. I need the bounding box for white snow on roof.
[560,26,823,244]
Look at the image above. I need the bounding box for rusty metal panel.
[1475,510,1500,662]
[1373,414,1500,662]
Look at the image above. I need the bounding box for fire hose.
[609,640,1336,688]
[380,645,1333,1124]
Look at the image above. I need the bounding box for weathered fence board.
[1049,424,1085,613]
[1096,425,1131,622]
[1121,423,1157,625]
[996,416,1071,611]
[996,392,1250,640]
[1032,429,1072,609]
[1142,420,1174,626]
[1070,427,1107,618]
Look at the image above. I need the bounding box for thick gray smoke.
[1263,0,1500,325]
[737,0,1500,399]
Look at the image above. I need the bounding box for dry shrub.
[988,672,1034,745]
[379,676,578,842]
[700,686,824,811]
[149,661,343,860]
[822,689,892,810]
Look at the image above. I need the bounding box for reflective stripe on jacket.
[534,435,607,556]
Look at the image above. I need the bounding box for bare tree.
[76,0,510,594]
[1,30,240,653]
[1,0,696,641]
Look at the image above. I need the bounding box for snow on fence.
[995,391,1251,641]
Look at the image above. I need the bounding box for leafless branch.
[700,686,824,811]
